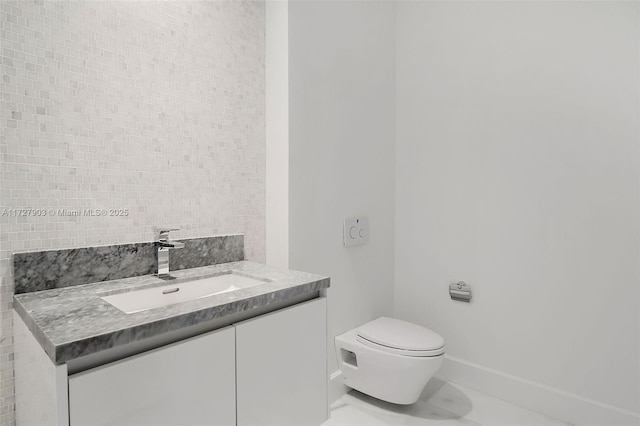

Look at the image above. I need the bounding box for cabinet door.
[236,297,327,426]
[69,326,236,426]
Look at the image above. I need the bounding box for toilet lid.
[356,317,445,353]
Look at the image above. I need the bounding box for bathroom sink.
[101,272,269,314]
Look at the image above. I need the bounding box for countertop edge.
[15,269,330,365]
[13,297,58,361]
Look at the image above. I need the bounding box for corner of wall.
[265,0,289,270]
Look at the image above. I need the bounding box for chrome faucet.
[156,228,185,277]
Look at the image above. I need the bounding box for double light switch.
[344,216,369,247]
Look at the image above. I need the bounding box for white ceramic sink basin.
[101,272,269,314]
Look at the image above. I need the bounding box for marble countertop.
[14,261,330,365]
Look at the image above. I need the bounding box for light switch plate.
[344,216,369,247]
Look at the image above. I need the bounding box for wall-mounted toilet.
[335,317,445,405]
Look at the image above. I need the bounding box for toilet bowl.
[335,317,445,405]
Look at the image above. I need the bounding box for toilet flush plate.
[344,216,369,247]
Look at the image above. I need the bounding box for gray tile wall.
[0,1,265,423]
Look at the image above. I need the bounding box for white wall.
[288,0,396,376]
[395,1,639,423]
[266,0,289,269]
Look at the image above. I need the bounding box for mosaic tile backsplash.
[0,1,265,423]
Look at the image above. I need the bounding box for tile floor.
[323,378,571,426]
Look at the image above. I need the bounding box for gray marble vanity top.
[13,261,329,365]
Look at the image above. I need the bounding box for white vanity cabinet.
[68,327,236,426]
[236,297,327,426]
[15,296,328,426]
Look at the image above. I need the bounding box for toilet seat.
[356,317,445,357]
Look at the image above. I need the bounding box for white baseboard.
[437,355,639,426]
[329,370,349,405]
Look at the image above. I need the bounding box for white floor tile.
[401,400,482,425]
[322,379,571,426]
[422,379,571,426]
[323,398,405,426]
[325,391,481,426]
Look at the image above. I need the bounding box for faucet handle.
[155,227,179,241]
